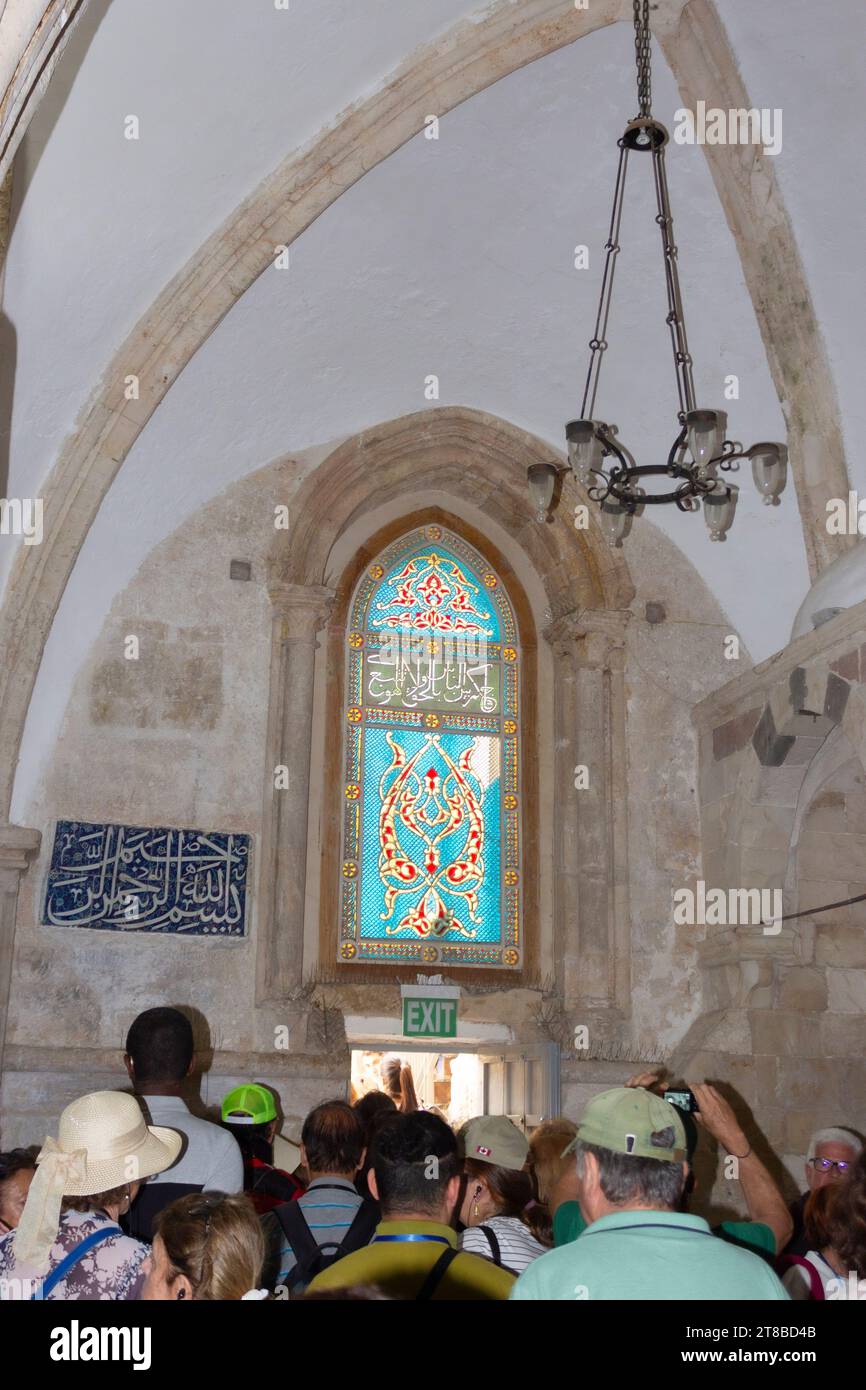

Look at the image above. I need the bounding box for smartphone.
[665,1088,699,1114]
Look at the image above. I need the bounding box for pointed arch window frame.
[329,518,531,975]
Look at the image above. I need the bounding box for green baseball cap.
[564,1087,687,1163]
[463,1115,529,1171]
[221,1083,277,1126]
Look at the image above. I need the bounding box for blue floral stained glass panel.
[339,525,521,970]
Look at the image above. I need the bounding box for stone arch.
[268,407,633,616]
[0,0,851,825]
[256,407,634,1006]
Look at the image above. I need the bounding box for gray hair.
[807,1128,863,1162]
[573,1138,685,1210]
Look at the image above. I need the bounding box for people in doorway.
[381,1056,420,1113]
[142,1192,266,1301]
[260,1100,376,1293]
[307,1111,515,1299]
[0,1091,181,1300]
[458,1115,550,1272]
[123,1007,243,1240]
[511,1088,790,1300]
[353,1090,398,1201]
[0,1146,40,1234]
[220,1083,305,1214]
[785,1126,863,1256]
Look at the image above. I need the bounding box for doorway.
[349,1043,559,1135]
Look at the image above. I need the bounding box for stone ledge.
[692,597,866,732]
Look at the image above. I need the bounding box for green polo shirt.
[307,1219,515,1300]
[553,1200,776,1261]
[512,1209,790,1301]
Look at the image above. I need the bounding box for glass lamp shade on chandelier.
[528,1,788,545]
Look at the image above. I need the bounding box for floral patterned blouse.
[0,1209,148,1300]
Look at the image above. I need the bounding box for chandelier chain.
[651,147,696,418]
[633,0,652,118]
[580,143,628,421]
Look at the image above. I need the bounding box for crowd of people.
[0,1007,863,1301]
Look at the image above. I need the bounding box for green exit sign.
[402,995,458,1038]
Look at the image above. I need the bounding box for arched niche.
[257,407,634,1014]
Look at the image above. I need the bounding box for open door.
[476,1043,560,1134]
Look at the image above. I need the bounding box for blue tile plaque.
[42,819,250,935]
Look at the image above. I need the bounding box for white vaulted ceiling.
[2,0,865,814]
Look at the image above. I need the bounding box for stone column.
[0,824,41,1075]
[544,614,581,997]
[546,610,631,1016]
[257,583,334,1002]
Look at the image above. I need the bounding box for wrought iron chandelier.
[528,0,787,545]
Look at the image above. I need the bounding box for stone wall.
[683,602,866,1208]
[1,430,738,1153]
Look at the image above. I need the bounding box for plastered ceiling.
[2,0,864,814]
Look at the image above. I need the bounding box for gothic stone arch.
[256,407,634,1014]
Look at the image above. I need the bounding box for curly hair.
[828,1151,866,1278]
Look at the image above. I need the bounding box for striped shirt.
[460,1214,548,1275]
[267,1177,364,1286]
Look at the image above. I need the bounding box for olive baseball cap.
[463,1115,529,1171]
[564,1087,687,1163]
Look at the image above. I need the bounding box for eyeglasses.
[808,1157,851,1175]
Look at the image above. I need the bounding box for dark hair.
[371,1111,460,1216]
[829,1150,866,1278]
[125,1007,193,1086]
[0,1146,40,1181]
[301,1101,365,1175]
[62,1185,129,1214]
[354,1090,397,1139]
[464,1157,551,1247]
[382,1058,419,1114]
[222,1119,273,1169]
[354,1105,401,1201]
[804,1183,839,1252]
[573,1137,685,1210]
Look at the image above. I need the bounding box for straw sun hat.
[14,1090,182,1272]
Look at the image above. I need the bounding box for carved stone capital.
[267,583,335,644]
[544,608,630,669]
[0,824,41,881]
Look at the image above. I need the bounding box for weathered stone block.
[815,925,866,969]
[712,707,761,761]
[750,1010,822,1058]
[830,650,860,682]
[777,966,828,1012]
[820,1012,866,1058]
[826,967,866,1014]
[777,1056,841,1112]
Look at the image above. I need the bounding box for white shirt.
[782,1250,852,1301]
[140,1094,243,1192]
[460,1214,548,1275]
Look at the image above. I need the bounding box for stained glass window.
[339,524,522,970]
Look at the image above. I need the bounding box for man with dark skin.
[122,1007,242,1239]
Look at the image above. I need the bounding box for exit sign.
[402,995,458,1038]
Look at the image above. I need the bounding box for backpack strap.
[338,1199,379,1253]
[274,1201,320,1268]
[415,1246,459,1301]
[778,1253,825,1301]
[32,1226,120,1300]
[478,1224,502,1267]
